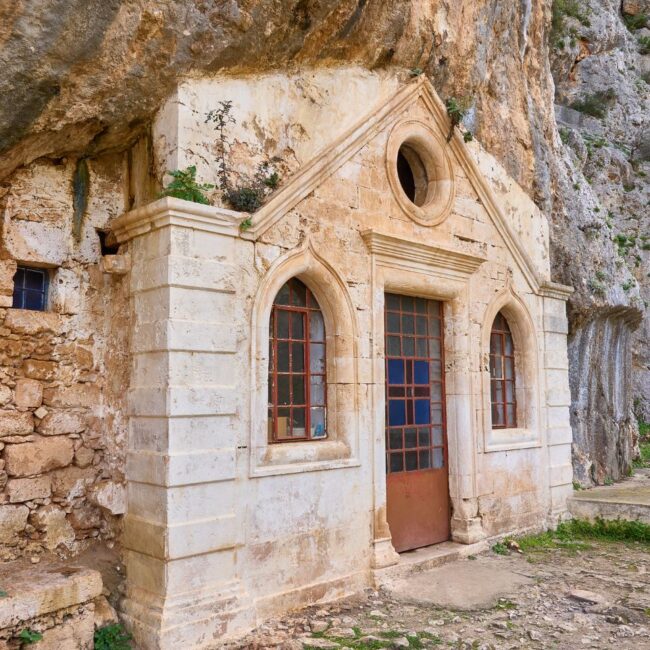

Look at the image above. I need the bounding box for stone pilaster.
[112,198,252,649]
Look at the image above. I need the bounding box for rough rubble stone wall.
[0,155,129,560]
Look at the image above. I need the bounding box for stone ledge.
[0,560,102,629]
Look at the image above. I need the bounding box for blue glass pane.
[387,359,404,385]
[414,399,430,424]
[24,291,44,311]
[388,400,406,426]
[24,269,44,290]
[414,361,428,385]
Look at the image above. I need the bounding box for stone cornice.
[537,280,574,301]
[111,197,241,244]
[361,230,486,279]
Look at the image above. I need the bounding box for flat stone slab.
[387,558,533,610]
[568,471,650,523]
[0,559,102,629]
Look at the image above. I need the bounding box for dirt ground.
[225,539,650,649]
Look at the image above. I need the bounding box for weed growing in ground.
[560,518,650,544]
[492,541,509,555]
[94,624,133,650]
[494,598,517,610]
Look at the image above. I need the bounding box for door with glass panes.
[384,294,450,552]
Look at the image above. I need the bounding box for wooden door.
[384,294,450,552]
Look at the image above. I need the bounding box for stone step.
[568,496,650,523]
[0,559,102,648]
[373,539,489,587]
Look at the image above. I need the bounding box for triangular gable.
[240,76,571,299]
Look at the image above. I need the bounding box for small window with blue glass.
[12,266,49,311]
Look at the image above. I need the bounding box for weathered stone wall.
[113,71,572,647]
[0,155,129,560]
[0,1,645,487]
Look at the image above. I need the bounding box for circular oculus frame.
[385,120,455,226]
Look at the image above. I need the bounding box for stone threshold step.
[374,539,490,586]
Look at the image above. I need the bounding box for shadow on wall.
[569,306,643,486]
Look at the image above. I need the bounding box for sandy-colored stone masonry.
[0,154,129,561]
[110,70,574,648]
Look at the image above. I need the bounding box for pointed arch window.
[490,312,517,428]
[268,278,327,443]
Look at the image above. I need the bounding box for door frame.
[362,235,487,567]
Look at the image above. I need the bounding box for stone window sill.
[484,428,541,453]
[249,440,360,477]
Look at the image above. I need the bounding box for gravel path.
[225,539,650,649]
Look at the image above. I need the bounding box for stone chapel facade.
[108,71,573,648]
[0,68,573,649]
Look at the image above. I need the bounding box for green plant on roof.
[159,166,214,205]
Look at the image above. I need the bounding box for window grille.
[489,312,517,428]
[12,266,48,311]
[268,278,327,443]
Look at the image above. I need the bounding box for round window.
[397,145,428,206]
[386,121,455,226]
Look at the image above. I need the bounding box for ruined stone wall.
[0,155,129,560]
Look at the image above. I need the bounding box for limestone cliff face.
[549,0,649,484]
[0,1,647,485]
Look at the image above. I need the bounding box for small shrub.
[552,0,590,47]
[639,36,650,55]
[588,278,606,295]
[463,131,474,143]
[570,89,616,118]
[159,166,213,205]
[94,624,133,650]
[18,629,43,645]
[205,101,281,214]
[445,96,472,142]
[624,13,648,31]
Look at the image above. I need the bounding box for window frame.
[267,278,328,444]
[480,291,542,453]
[489,311,517,429]
[12,265,49,311]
